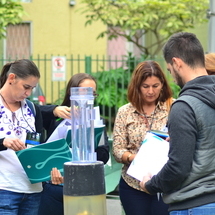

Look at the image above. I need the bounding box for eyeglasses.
[93,92,99,98]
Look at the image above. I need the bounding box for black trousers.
[38,182,63,215]
[119,177,169,215]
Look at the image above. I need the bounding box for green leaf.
[79,0,209,57]
[0,0,24,39]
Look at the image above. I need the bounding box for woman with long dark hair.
[113,60,173,215]
[38,73,109,215]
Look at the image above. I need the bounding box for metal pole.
[85,56,92,74]
[207,0,215,52]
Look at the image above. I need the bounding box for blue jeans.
[170,203,215,215]
[119,177,169,215]
[0,189,41,215]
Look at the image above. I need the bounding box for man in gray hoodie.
[140,32,215,214]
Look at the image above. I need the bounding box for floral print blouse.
[113,102,169,191]
[0,100,35,142]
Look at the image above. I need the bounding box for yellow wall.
[21,0,107,56]
[21,0,108,103]
[189,23,209,52]
[145,22,209,87]
[146,22,209,58]
[20,0,210,103]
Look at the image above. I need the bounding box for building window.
[6,23,31,59]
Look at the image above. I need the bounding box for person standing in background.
[113,60,173,215]
[205,53,215,75]
[38,73,109,215]
[140,32,215,214]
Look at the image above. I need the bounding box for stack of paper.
[127,132,169,181]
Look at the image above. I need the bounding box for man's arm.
[142,101,197,194]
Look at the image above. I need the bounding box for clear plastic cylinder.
[65,87,106,215]
[70,87,96,162]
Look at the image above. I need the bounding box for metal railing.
[0,55,168,137]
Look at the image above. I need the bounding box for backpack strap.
[26,99,36,117]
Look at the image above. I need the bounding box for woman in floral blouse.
[113,60,173,215]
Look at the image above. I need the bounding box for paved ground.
[106,196,125,215]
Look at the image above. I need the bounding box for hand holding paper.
[140,174,152,194]
[46,106,105,144]
[16,139,72,183]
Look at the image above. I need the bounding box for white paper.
[46,119,71,143]
[127,132,169,181]
[94,106,104,127]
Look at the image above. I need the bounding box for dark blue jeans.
[0,189,41,215]
[38,182,63,215]
[170,203,215,215]
[119,177,169,215]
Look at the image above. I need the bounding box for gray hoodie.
[145,75,215,212]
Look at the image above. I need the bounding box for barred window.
[6,23,31,59]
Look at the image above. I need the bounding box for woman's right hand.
[53,106,71,119]
[3,138,26,151]
[51,167,64,185]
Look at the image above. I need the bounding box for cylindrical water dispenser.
[63,87,107,215]
[64,161,106,215]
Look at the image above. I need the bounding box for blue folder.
[150,130,169,139]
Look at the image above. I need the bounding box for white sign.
[52,56,66,81]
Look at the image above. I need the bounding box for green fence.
[0,55,171,137]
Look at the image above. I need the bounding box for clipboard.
[127,132,169,181]
[16,139,72,184]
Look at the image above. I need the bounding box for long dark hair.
[127,60,172,113]
[0,59,40,88]
[61,73,96,106]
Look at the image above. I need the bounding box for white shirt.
[0,99,42,193]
